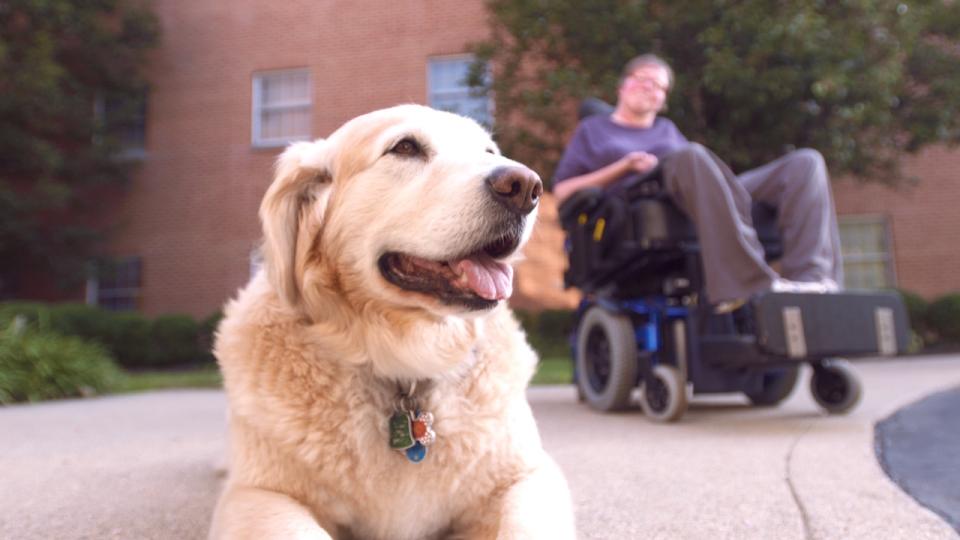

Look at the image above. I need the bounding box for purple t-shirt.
[553,114,689,189]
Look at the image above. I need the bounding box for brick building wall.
[831,145,960,299]
[510,193,581,311]
[107,0,960,316]
[114,0,490,317]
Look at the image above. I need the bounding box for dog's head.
[259,104,542,319]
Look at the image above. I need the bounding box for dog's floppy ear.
[259,140,332,308]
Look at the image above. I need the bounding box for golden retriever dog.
[210,104,575,539]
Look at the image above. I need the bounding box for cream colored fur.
[210,105,575,539]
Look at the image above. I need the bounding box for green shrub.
[895,289,929,336]
[0,329,121,404]
[44,303,153,368]
[893,288,930,351]
[148,314,203,366]
[927,293,960,345]
[0,302,47,328]
[47,303,115,343]
[0,302,113,338]
[109,312,153,368]
[539,310,576,341]
[515,309,575,358]
[0,302,210,368]
[198,310,224,362]
[514,310,537,334]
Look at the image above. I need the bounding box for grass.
[111,353,573,394]
[115,365,222,393]
[531,355,573,385]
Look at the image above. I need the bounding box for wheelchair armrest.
[558,187,606,226]
[557,165,665,226]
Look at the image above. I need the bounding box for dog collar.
[388,380,436,463]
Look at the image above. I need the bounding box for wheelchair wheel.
[810,359,862,414]
[638,364,687,422]
[575,306,638,411]
[745,366,800,406]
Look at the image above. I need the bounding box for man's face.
[617,64,671,115]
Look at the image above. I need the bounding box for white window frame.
[93,91,148,161]
[86,256,143,312]
[251,68,312,148]
[427,54,493,127]
[838,214,897,289]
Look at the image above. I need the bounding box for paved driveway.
[1,356,958,539]
[543,356,960,539]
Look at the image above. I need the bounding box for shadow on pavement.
[875,386,960,533]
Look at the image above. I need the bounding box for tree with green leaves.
[473,0,960,186]
[0,0,160,298]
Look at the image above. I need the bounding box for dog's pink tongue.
[455,256,514,301]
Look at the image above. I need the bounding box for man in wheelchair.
[554,54,909,421]
[554,54,841,312]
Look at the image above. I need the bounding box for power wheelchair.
[559,99,910,422]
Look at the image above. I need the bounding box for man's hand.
[554,151,659,205]
[623,151,658,174]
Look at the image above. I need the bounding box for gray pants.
[662,143,843,302]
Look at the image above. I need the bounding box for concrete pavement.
[1,355,958,539]
[544,355,960,539]
[0,388,226,539]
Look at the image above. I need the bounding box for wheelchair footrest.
[752,290,909,359]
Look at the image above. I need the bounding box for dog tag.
[389,411,415,450]
[412,411,436,446]
[405,442,427,463]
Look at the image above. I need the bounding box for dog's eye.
[485,148,496,155]
[389,138,423,158]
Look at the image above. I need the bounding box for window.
[94,91,148,159]
[428,55,492,127]
[838,216,895,289]
[86,257,142,312]
[252,69,312,147]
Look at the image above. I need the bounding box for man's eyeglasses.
[625,75,670,93]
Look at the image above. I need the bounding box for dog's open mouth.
[378,231,521,310]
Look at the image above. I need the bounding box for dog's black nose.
[485,166,543,215]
